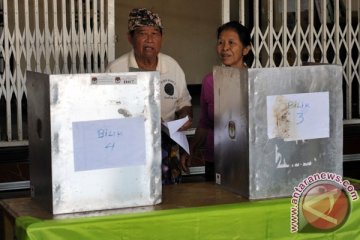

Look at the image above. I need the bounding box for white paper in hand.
[162,116,190,154]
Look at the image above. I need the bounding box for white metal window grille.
[0,0,115,146]
[223,0,360,123]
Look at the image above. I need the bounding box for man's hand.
[176,106,193,131]
[178,117,192,131]
[180,152,191,174]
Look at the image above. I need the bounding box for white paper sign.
[267,92,329,141]
[72,117,146,171]
[162,116,190,154]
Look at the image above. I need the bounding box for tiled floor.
[344,124,360,155]
[0,163,29,183]
[0,146,29,184]
[0,189,30,199]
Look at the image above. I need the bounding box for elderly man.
[106,8,192,183]
[106,8,193,129]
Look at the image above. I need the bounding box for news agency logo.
[290,172,358,233]
[300,182,350,231]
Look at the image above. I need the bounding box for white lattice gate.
[0,0,115,146]
[223,0,360,123]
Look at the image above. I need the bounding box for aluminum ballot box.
[27,71,161,214]
[214,65,343,199]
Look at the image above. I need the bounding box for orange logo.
[300,182,350,231]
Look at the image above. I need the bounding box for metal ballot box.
[27,71,161,214]
[214,65,343,199]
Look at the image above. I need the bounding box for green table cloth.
[16,192,360,240]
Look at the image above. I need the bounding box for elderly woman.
[183,21,252,181]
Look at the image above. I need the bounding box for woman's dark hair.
[217,21,251,47]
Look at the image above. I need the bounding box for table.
[1,182,244,239]
[1,181,360,240]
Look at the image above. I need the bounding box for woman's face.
[216,29,249,68]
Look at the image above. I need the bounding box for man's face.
[129,26,162,60]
